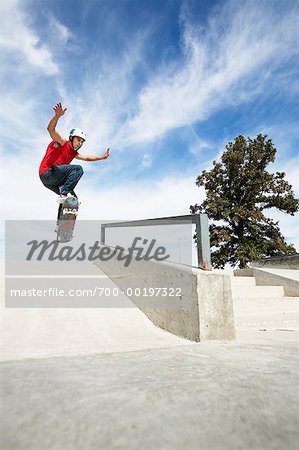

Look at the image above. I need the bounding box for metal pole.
[99,214,211,270]
[195,214,211,270]
[100,224,105,245]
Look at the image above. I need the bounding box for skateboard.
[56,196,79,243]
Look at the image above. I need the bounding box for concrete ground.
[1,263,298,450]
[1,342,298,450]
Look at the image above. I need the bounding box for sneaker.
[57,193,74,204]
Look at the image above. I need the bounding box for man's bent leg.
[40,168,60,195]
[55,165,84,195]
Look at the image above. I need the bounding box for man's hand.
[102,148,110,159]
[47,103,67,145]
[53,102,67,117]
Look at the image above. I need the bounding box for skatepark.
[1,238,299,450]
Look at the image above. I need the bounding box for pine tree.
[190,134,298,268]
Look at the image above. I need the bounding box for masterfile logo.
[26,238,170,267]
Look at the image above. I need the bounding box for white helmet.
[69,128,86,141]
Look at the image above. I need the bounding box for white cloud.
[0,96,40,144]
[118,0,299,145]
[0,0,59,75]
[48,15,72,45]
[141,154,153,169]
[186,127,214,156]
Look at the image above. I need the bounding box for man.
[39,102,110,203]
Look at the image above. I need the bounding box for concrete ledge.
[94,247,235,342]
[234,268,299,297]
[250,254,299,269]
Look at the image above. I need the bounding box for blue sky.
[0,0,298,249]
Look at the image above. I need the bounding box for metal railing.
[100,214,211,270]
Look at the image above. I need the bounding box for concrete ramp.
[0,264,194,362]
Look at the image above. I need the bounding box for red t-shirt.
[39,141,77,176]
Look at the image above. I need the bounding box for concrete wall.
[250,254,299,270]
[94,246,235,342]
[234,267,299,297]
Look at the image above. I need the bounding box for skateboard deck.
[56,196,79,243]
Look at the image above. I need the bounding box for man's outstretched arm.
[47,103,67,146]
[75,148,110,162]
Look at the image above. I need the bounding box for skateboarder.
[39,102,110,203]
